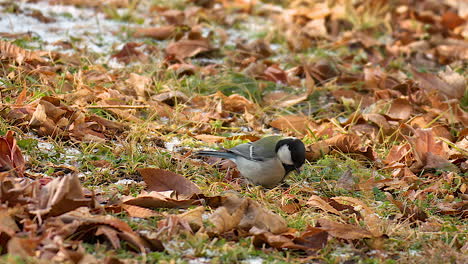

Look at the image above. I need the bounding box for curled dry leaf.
[208,193,288,235]
[0,131,25,177]
[386,98,412,120]
[306,195,342,216]
[166,39,212,61]
[127,73,151,101]
[138,168,201,198]
[111,42,148,64]
[412,67,465,100]
[251,226,328,254]
[29,174,93,217]
[56,207,150,253]
[332,196,384,237]
[0,41,45,64]
[406,128,450,170]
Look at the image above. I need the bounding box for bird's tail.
[195,150,235,160]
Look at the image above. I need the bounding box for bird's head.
[275,138,306,174]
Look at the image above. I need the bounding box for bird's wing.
[229,136,281,161]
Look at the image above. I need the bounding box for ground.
[0,0,467,263]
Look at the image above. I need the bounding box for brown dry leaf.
[436,201,468,217]
[122,191,197,209]
[386,98,413,120]
[121,204,159,218]
[166,39,212,61]
[0,131,25,177]
[222,93,257,113]
[270,115,315,135]
[127,73,151,101]
[7,237,41,258]
[412,68,465,100]
[262,64,288,84]
[50,0,129,8]
[441,11,465,30]
[317,219,373,240]
[152,91,189,106]
[138,168,201,197]
[0,41,45,64]
[251,226,328,254]
[263,85,313,108]
[332,197,384,237]
[324,133,360,153]
[29,174,93,217]
[133,25,175,40]
[306,195,342,215]
[406,128,450,169]
[57,207,149,253]
[194,134,226,143]
[111,42,148,64]
[178,206,205,232]
[208,193,288,235]
[384,143,412,166]
[385,192,428,222]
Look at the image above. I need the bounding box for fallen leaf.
[317,219,373,240]
[166,39,212,61]
[208,193,288,235]
[138,168,201,197]
[121,204,159,218]
[133,25,176,40]
[29,174,93,217]
[0,131,25,177]
[332,196,384,237]
[306,195,342,215]
[270,115,315,135]
[194,134,226,143]
[412,68,465,100]
[386,98,412,120]
[57,207,149,253]
[122,191,197,209]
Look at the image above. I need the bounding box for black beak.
[295,167,301,174]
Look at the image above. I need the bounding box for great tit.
[196,136,306,188]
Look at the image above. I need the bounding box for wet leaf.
[0,131,25,177]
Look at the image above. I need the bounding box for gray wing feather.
[229,136,281,161]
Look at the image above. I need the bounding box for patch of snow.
[37,141,54,151]
[0,0,136,56]
[165,137,181,152]
[114,179,137,185]
[242,258,264,264]
[188,258,211,264]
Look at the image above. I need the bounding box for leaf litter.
[0,0,467,262]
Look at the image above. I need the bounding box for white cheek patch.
[277,144,294,165]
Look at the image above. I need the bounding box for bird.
[196,136,306,188]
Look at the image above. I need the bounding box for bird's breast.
[234,157,286,188]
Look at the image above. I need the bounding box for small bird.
[196,136,306,188]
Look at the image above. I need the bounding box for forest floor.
[0,0,467,263]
